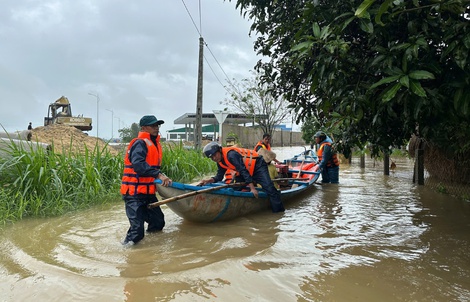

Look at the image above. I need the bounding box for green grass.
[162,141,216,183]
[0,139,216,225]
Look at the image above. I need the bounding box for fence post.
[384,153,390,175]
[413,149,424,185]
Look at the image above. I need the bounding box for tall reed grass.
[0,139,216,225]
[0,139,122,225]
[162,141,216,183]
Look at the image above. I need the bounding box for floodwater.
[1,146,469,302]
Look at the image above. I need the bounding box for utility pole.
[194,36,204,150]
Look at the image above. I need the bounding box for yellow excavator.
[44,96,93,131]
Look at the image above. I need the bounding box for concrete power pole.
[194,36,204,150]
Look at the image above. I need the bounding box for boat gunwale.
[164,153,321,199]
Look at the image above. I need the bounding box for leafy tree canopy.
[231,0,470,156]
[118,123,140,143]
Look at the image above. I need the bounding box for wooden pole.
[360,153,365,168]
[413,148,424,185]
[194,36,204,150]
[384,153,390,175]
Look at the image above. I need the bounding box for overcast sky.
[0,0,264,139]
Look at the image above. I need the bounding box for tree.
[301,116,346,151]
[300,117,320,148]
[118,123,140,143]
[232,0,470,156]
[222,71,291,136]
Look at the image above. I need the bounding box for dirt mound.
[31,124,119,155]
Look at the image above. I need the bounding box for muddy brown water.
[1,146,469,301]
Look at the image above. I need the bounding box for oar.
[148,182,246,209]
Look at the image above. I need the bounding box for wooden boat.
[153,149,321,223]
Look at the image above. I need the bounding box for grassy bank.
[0,140,216,225]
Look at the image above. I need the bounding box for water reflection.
[1,147,470,301]
[316,184,341,227]
[119,215,281,301]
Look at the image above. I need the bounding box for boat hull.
[156,150,320,223]
[157,182,316,223]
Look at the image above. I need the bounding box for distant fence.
[221,125,305,148]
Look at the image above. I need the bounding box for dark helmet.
[203,142,221,158]
[262,133,271,139]
[314,131,327,141]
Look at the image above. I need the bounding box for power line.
[203,51,225,88]
[181,0,201,37]
[180,0,241,94]
[204,43,237,93]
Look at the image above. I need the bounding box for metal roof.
[168,124,219,133]
[173,113,266,125]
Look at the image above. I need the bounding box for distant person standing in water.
[254,133,281,164]
[314,131,340,184]
[254,133,281,187]
[27,122,32,130]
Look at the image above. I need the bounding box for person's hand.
[158,174,172,187]
[197,178,214,186]
[248,183,258,198]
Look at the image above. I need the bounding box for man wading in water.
[120,115,172,246]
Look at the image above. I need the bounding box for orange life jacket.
[219,147,258,176]
[317,142,339,167]
[224,169,239,184]
[120,132,162,195]
[254,141,271,152]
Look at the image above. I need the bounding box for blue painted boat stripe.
[288,170,320,175]
[210,196,231,222]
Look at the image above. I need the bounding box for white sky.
[0,0,266,139]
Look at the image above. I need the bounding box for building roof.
[168,124,219,133]
[173,113,267,125]
[167,127,192,133]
